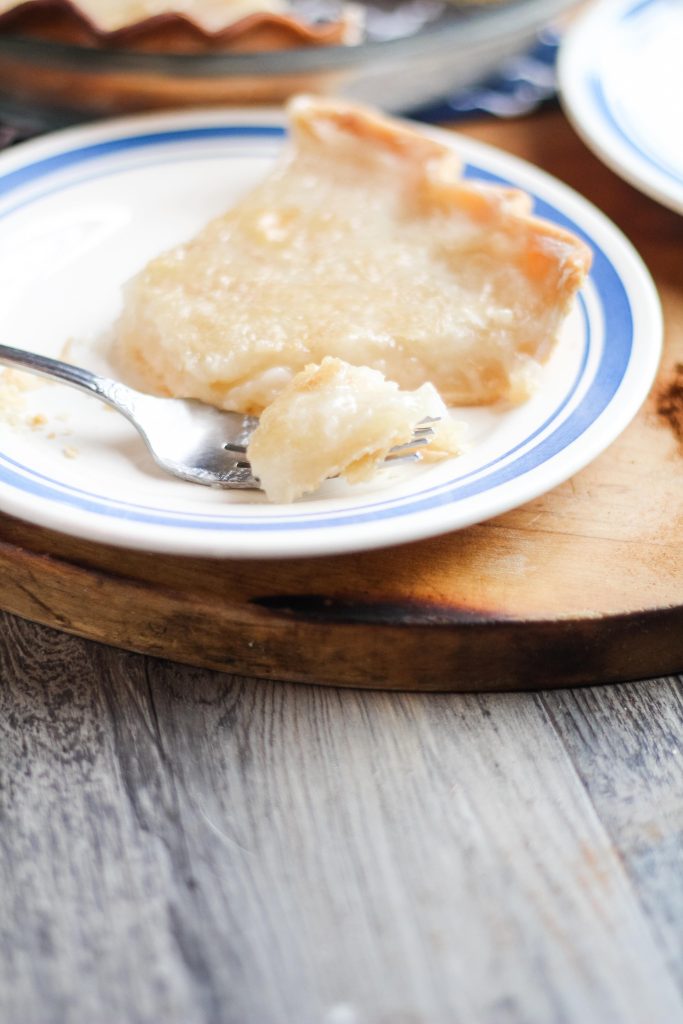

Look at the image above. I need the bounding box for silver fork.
[0,344,436,489]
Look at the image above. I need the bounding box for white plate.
[559,0,683,214]
[0,108,661,559]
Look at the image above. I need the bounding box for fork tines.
[224,415,439,465]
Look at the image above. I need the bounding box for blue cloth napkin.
[409,26,560,124]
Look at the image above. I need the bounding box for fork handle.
[0,343,141,420]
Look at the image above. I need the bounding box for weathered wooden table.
[2,108,683,1024]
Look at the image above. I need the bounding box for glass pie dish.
[0,0,577,131]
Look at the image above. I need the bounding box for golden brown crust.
[289,95,459,166]
[289,96,593,302]
[0,0,359,51]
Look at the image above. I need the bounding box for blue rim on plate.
[0,111,661,557]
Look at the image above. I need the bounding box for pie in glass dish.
[0,0,362,51]
[0,0,363,113]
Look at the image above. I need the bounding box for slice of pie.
[0,0,361,51]
[116,96,592,416]
[247,357,464,503]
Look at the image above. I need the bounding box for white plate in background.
[559,0,683,214]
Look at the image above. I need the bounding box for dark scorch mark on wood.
[251,593,506,625]
[656,362,683,450]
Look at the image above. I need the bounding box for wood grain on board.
[3,612,683,1024]
[0,110,681,690]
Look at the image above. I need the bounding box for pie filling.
[247,357,464,502]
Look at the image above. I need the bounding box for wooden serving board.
[1,110,682,691]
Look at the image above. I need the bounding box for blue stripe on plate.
[0,126,284,197]
[624,0,656,19]
[589,73,683,188]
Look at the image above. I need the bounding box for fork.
[0,344,436,489]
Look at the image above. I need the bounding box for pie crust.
[0,0,361,51]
